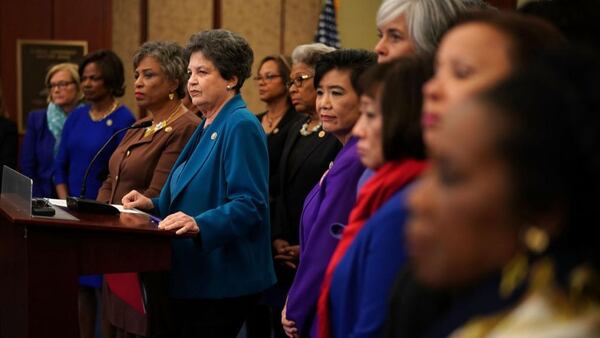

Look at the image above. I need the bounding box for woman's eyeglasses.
[48,81,75,90]
[253,74,282,82]
[287,74,313,89]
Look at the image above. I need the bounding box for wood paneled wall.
[1,0,517,124]
[0,0,112,124]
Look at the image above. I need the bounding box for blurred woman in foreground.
[407,48,600,337]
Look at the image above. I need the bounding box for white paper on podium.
[47,199,147,215]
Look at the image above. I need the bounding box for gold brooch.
[318,130,325,138]
[165,126,173,133]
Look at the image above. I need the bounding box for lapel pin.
[106,119,113,127]
[318,130,325,138]
[211,132,218,140]
[273,128,279,134]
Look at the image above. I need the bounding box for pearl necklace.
[299,120,322,136]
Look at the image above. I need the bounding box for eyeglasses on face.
[253,73,282,82]
[287,74,313,88]
[48,81,75,90]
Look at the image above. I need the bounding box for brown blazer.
[97,110,201,203]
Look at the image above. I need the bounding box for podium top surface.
[0,196,184,236]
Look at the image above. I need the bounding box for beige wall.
[111,0,379,115]
[112,0,141,117]
[338,0,381,50]
[148,0,213,45]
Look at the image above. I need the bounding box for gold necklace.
[144,104,184,138]
[90,100,119,122]
[265,110,284,129]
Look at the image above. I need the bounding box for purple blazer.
[286,137,365,337]
[19,109,57,198]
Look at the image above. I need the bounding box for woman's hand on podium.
[122,190,154,210]
[158,211,199,235]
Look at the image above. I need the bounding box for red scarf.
[317,159,426,338]
[105,273,145,314]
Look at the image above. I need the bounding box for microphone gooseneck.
[79,121,152,198]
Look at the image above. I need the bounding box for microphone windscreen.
[132,120,152,128]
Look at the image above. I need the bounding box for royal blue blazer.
[19,109,57,198]
[152,95,276,299]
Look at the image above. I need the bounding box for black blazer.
[0,116,18,189]
[257,106,304,200]
[272,116,341,245]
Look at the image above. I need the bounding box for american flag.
[314,0,341,48]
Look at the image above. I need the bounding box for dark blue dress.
[54,104,135,287]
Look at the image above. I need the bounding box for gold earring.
[226,85,233,90]
[524,226,549,255]
[500,252,528,298]
[169,92,175,100]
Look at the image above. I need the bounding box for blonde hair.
[45,62,82,103]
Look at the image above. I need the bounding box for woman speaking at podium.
[122,30,276,338]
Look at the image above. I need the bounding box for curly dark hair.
[79,50,126,97]
[185,29,254,93]
[313,49,377,96]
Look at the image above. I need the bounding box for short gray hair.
[377,0,490,56]
[291,43,336,68]
[133,41,187,99]
[185,29,254,93]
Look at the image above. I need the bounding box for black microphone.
[66,120,152,214]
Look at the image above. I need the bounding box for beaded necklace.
[299,120,322,136]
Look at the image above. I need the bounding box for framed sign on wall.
[17,39,87,133]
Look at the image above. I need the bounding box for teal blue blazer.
[152,95,276,299]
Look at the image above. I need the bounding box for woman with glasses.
[20,63,82,198]
[271,43,340,292]
[249,55,304,338]
[282,49,376,338]
[54,50,135,338]
[255,55,303,220]
[267,43,341,337]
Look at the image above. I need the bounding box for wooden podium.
[0,197,176,338]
